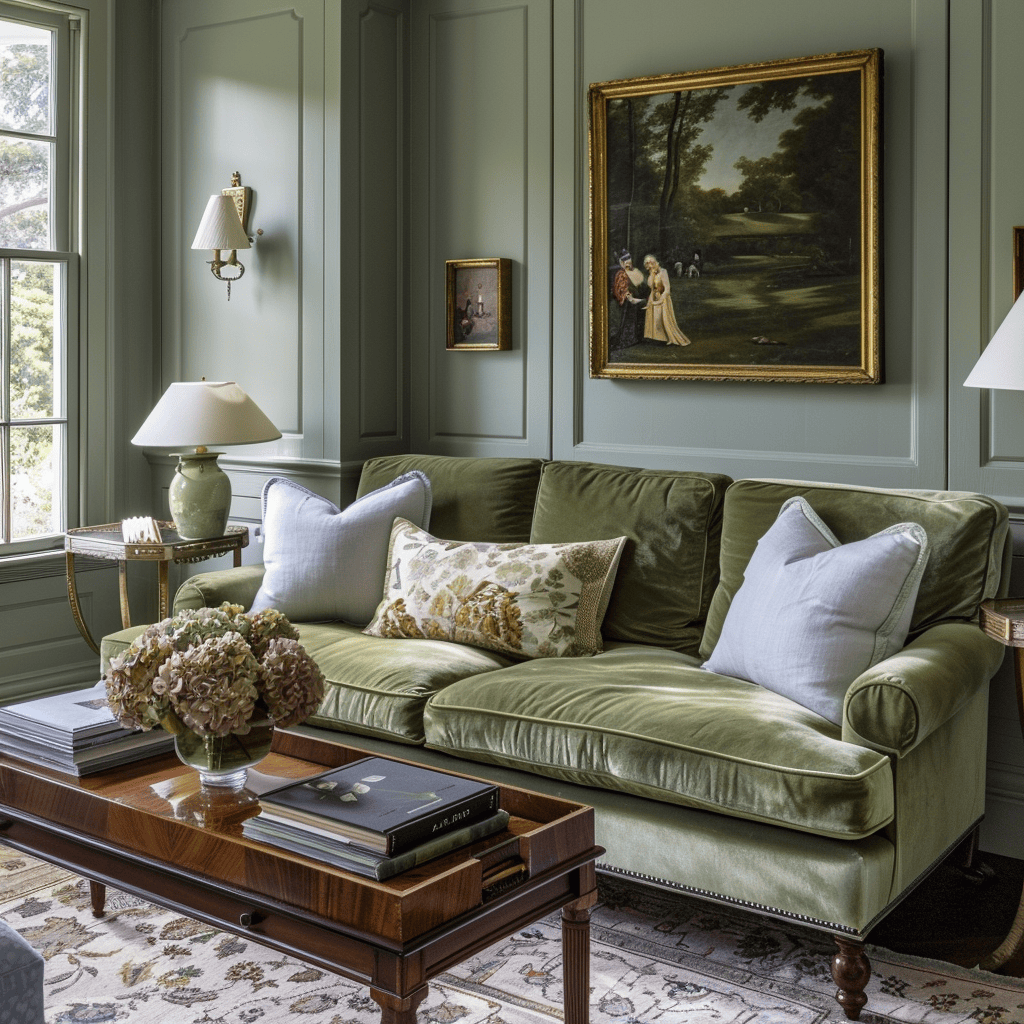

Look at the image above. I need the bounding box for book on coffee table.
[243,808,510,879]
[0,681,173,775]
[256,756,499,855]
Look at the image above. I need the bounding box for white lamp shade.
[131,381,281,449]
[191,195,251,251]
[964,291,1024,390]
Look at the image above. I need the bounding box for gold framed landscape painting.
[589,49,882,383]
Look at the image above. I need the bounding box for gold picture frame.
[446,258,512,351]
[589,49,882,383]
[1012,226,1024,301]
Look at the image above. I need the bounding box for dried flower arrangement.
[105,603,325,738]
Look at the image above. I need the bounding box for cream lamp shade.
[191,195,251,252]
[132,381,281,540]
[131,381,280,449]
[964,291,1024,391]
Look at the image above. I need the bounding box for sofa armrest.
[172,565,266,614]
[842,622,1005,757]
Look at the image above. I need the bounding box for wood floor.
[869,850,1024,975]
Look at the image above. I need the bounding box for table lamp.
[132,381,281,540]
[964,291,1024,390]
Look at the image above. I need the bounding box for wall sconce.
[191,172,256,300]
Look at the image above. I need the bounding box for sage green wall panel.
[160,0,328,463]
[338,0,412,464]
[409,0,552,457]
[947,0,1024,860]
[949,0,1024,512]
[551,0,948,489]
[0,574,118,699]
[357,3,404,442]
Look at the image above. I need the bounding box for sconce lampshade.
[132,381,281,540]
[191,194,251,252]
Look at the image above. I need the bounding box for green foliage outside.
[1,33,59,542]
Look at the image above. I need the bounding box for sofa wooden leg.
[831,938,870,1020]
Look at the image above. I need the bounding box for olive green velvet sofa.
[101,454,1011,1019]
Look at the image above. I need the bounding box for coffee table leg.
[89,881,106,918]
[562,889,598,1024]
[370,985,428,1024]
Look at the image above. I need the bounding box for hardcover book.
[257,756,499,855]
[243,809,510,879]
[0,681,122,741]
[0,681,174,774]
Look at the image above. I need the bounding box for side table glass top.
[65,522,249,654]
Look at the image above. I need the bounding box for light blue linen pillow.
[702,496,929,724]
[249,472,431,624]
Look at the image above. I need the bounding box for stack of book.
[0,681,174,775]
[243,756,510,880]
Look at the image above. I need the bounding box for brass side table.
[978,598,1024,970]
[65,523,248,654]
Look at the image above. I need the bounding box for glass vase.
[171,718,275,790]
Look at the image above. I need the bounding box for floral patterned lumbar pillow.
[363,519,627,658]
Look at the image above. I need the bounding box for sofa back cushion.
[700,478,1010,661]
[529,461,731,654]
[357,455,544,543]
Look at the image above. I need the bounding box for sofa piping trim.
[424,740,892,841]
[428,703,889,781]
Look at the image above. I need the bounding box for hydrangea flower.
[103,604,321,738]
[258,637,325,728]
[155,631,260,737]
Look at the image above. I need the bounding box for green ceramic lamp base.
[169,451,232,540]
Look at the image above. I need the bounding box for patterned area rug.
[1,844,1023,1024]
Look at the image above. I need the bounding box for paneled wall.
[408,0,553,458]
[948,0,1024,856]
[154,0,411,549]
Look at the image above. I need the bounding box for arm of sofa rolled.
[842,622,1006,757]
[172,565,266,614]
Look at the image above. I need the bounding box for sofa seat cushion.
[423,646,894,839]
[103,622,512,746]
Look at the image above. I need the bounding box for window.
[0,3,76,552]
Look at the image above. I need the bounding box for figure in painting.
[610,251,646,350]
[642,254,691,347]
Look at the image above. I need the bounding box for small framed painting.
[589,48,882,383]
[446,258,512,351]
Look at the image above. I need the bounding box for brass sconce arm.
[209,249,246,282]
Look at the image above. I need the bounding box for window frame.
[0,0,80,557]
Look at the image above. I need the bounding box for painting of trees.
[590,50,881,383]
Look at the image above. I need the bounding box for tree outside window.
[0,8,70,547]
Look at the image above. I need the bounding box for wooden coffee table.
[0,730,602,1024]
